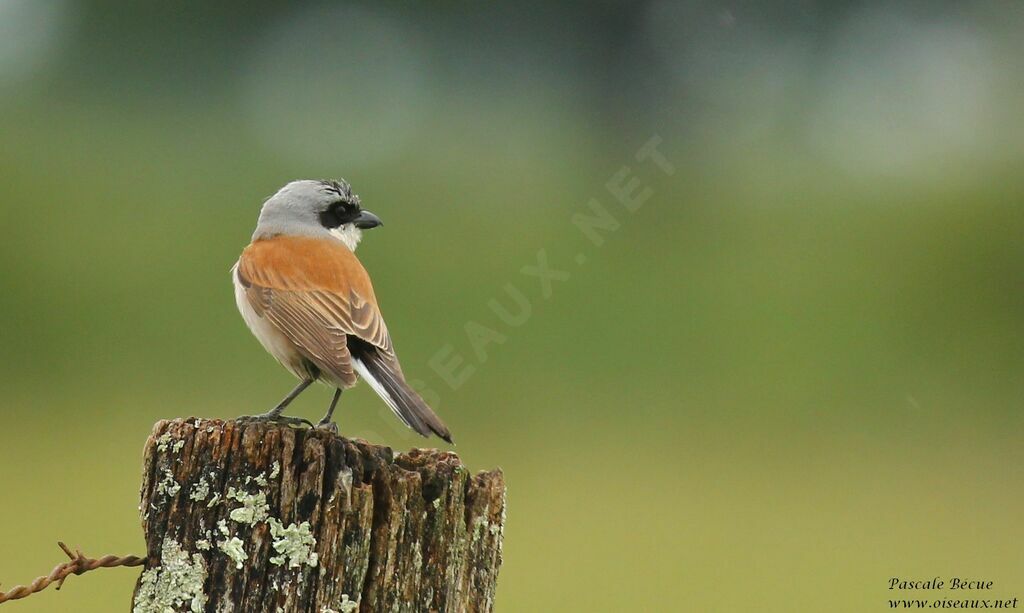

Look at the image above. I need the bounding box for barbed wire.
[0,542,144,605]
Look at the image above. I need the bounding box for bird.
[231,179,452,443]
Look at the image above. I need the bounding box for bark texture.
[132,418,505,613]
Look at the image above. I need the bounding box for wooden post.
[132,418,505,613]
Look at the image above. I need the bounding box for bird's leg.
[316,388,342,432]
[238,378,315,428]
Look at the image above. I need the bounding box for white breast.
[329,223,362,251]
[232,265,307,380]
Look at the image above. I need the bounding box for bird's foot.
[314,419,339,435]
[236,412,314,429]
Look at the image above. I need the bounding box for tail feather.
[350,343,452,443]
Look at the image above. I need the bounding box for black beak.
[354,210,383,229]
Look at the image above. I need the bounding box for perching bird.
[231,179,452,443]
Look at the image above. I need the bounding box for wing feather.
[236,236,390,387]
[236,235,451,441]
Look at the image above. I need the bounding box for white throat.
[330,224,363,251]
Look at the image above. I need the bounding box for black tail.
[349,338,453,443]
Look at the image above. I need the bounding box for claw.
[315,420,339,434]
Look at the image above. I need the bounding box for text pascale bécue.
[890,577,995,590]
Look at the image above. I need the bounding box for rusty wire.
[0,542,144,605]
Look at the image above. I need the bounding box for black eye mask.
[319,201,360,229]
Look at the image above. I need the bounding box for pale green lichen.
[268,518,318,568]
[338,467,353,506]
[470,512,501,548]
[195,539,212,551]
[190,477,210,501]
[217,519,229,536]
[132,539,207,613]
[412,541,423,575]
[157,469,181,498]
[253,472,269,487]
[218,537,247,569]
[322,594,359,613]
[172,439,185,453]
[472,515,487,539]
[227,487,269,525]
[206,491,221,508]
[156,433,173,452]
[269,461,280,479]
[497,489,507,552]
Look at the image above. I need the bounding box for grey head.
[253,179,382,250]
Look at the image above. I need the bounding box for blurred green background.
[2,1,1023,611]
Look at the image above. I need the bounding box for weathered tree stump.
[132,418,505,613]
